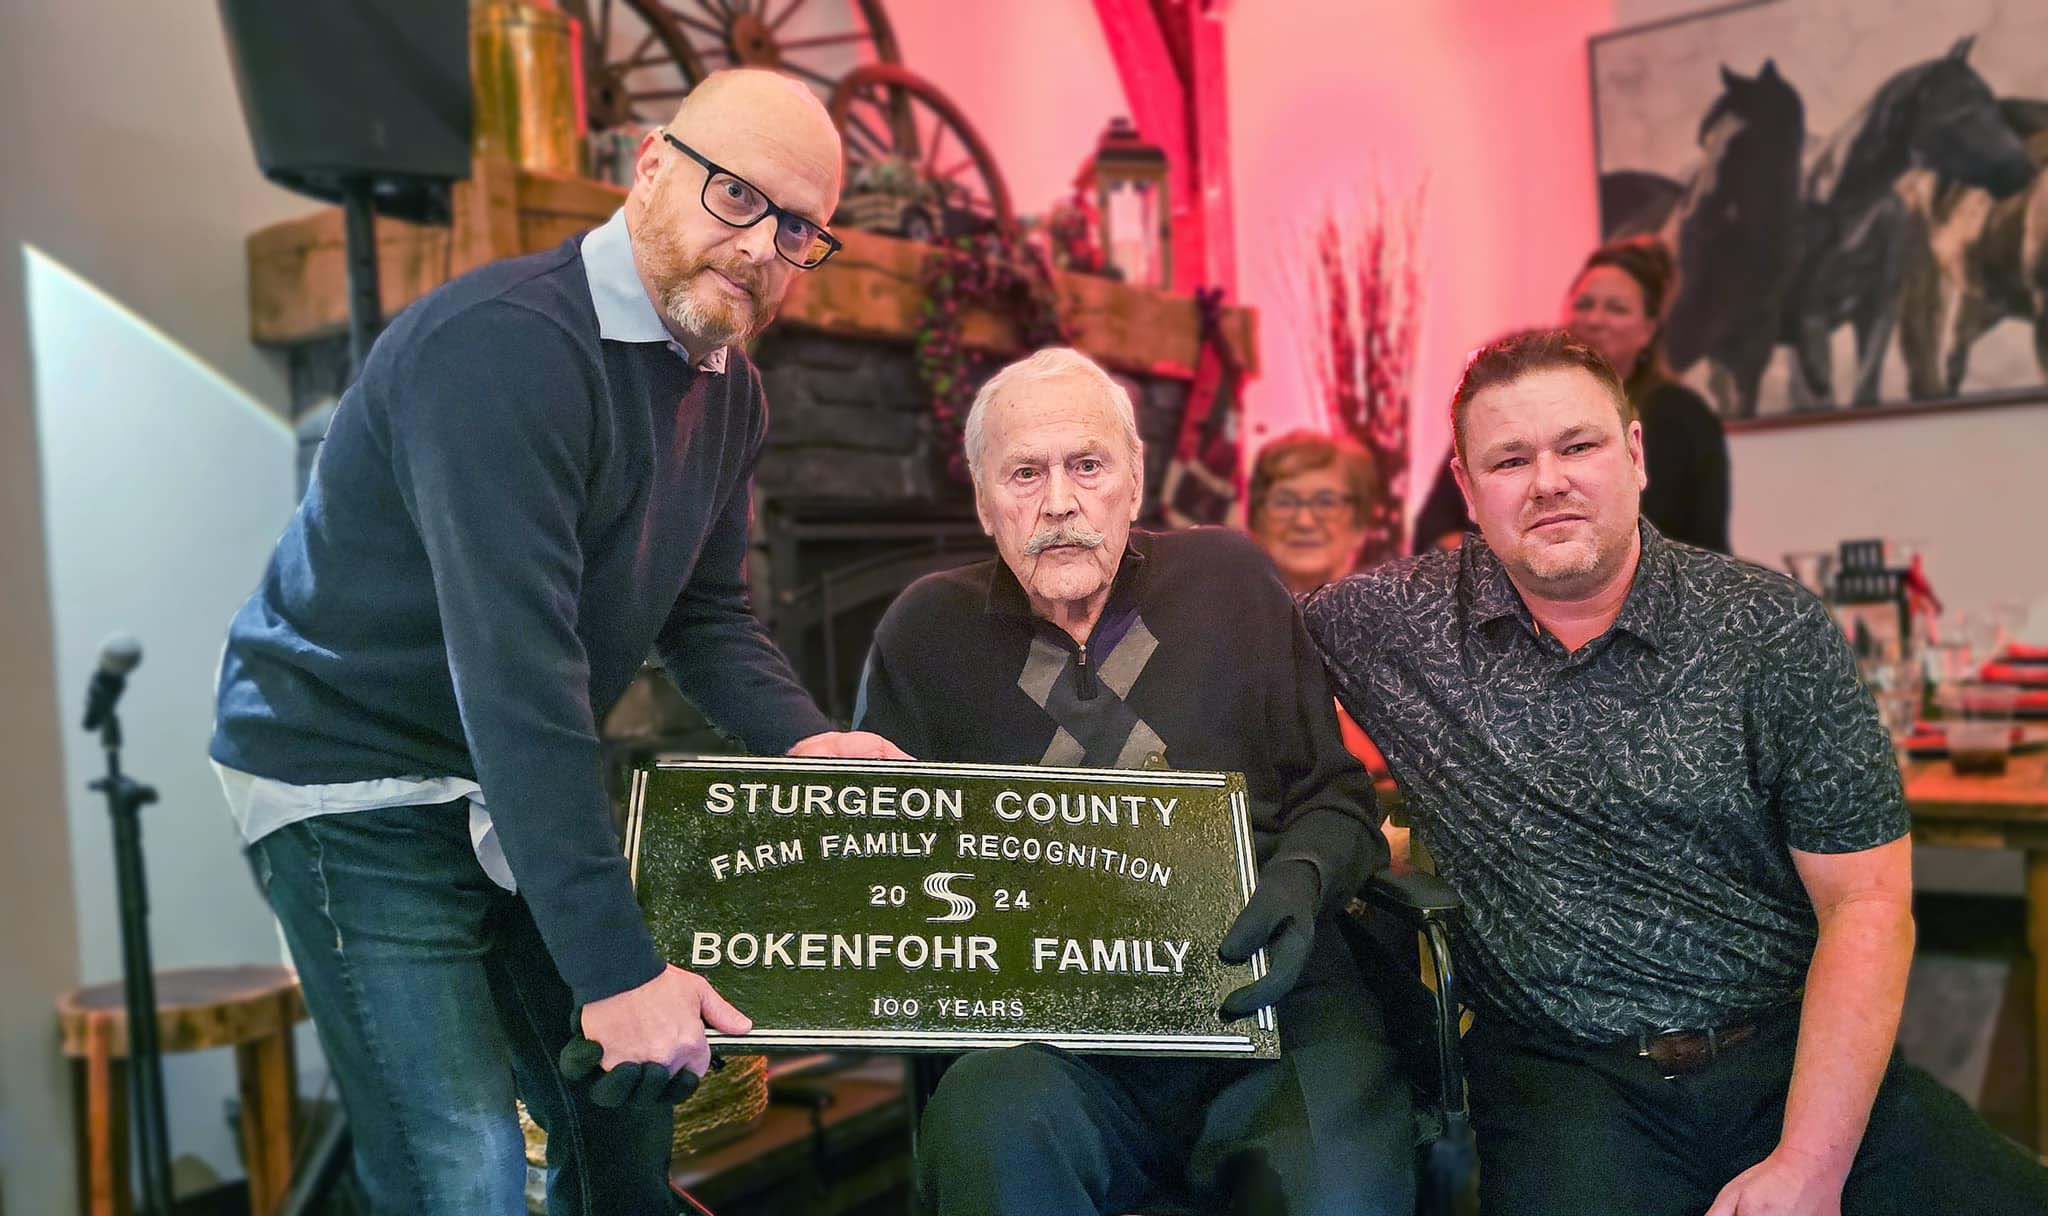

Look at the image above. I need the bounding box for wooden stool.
[58,965,308,1216]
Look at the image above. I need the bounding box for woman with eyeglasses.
[1245,432,1397,821]
[1412,237,1732,555]
[1247,430,1378,597]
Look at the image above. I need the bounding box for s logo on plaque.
[626,756,1279,1058]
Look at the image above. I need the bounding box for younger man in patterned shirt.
[1305,329,2048,1215]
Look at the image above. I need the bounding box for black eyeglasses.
[1265,491,1358,521]
[661,131,842,269]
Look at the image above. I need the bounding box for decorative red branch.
[1297,187,1425,566]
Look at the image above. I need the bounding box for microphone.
[82,634,143,733]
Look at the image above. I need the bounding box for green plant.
[915,232,1074,482]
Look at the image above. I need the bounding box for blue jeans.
[249,801,675,1215]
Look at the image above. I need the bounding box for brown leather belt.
[1632,1020,1760,1080]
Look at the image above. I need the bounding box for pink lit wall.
[881,0,1131,226]
[1226,0,1618,530]
[884,0,1621,536]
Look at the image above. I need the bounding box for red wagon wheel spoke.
[672,11,728,39]
[922,119,949,180]
[566,0,900,130]
[828,64,1014,237]
[768,0,814,34]
[843,112,891,158]
[778,31,871,51]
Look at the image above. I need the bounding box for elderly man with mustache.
[210,70,907,1214]
[853,347,1413,1216]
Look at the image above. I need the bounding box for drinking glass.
[1940,682,2019,777]
[1785,552,1836,600]
[1860,657,1921,772]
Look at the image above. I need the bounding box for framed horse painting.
[1590,0,2048,429]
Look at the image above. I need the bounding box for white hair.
[962,347,1144,485]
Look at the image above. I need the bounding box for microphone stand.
[89,704,176,1214]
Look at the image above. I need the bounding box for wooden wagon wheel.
[828,64,1015,236]
[564,0,902,130]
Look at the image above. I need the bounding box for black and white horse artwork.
[1897,97,2048,399]
[1598,33,2042,420]
[1777,37,2032,409]
[1598,62,1806,418]
[1662,62,1807,419]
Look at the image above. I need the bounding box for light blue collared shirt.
[580,207,729,374]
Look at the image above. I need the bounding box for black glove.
[557,1010,709,1108]
[1217,860,1320,1022]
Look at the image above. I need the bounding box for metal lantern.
[1078,117,1171,289]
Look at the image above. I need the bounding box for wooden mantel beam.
[246,162,1256,380]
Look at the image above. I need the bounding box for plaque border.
[624,755,1280,1055]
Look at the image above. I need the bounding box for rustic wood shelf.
[248,159,1256,381]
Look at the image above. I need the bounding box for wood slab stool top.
[57,965,308,1216]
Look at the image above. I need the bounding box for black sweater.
[853,528,1385,910]
[212,237,829,1004]
[1635,380,1731,554]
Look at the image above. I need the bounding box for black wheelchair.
[905,868,1475,1215]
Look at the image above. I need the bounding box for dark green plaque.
[626,756,1279,1058]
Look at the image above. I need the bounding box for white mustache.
[1024,524,1106,556]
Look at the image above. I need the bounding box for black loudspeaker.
[218,0,471,223]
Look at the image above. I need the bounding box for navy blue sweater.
[212,237,829,1003]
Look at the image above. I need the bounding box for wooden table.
[1906,741,2048,1153]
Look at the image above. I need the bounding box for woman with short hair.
[1247,429,1378,597]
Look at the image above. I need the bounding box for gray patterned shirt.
[1303,521,1907,1042]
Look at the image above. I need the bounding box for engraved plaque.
[626,756,1279,1057]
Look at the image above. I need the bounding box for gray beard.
[661,276,753,348]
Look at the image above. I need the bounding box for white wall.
[29,247,302,1190]
[883,0,1131,223]
[1729,405,2048,632]
[1,2,313,1206]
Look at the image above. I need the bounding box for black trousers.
[1466,1004,2048,1216]
[916,927,1416,1216]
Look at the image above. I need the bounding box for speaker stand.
[340,177,382,375]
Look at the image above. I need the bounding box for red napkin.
[1982,664,2048,687]
[2003,643,2048,664]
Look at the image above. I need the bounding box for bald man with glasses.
[211,69,905,1215]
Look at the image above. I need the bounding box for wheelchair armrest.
[1338,868,1471,1134]
[1363,869,1462,920]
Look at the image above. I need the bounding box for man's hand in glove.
[1217,859,1321,1021]
[558,1020,701,1107]
[560,964,750,1107]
